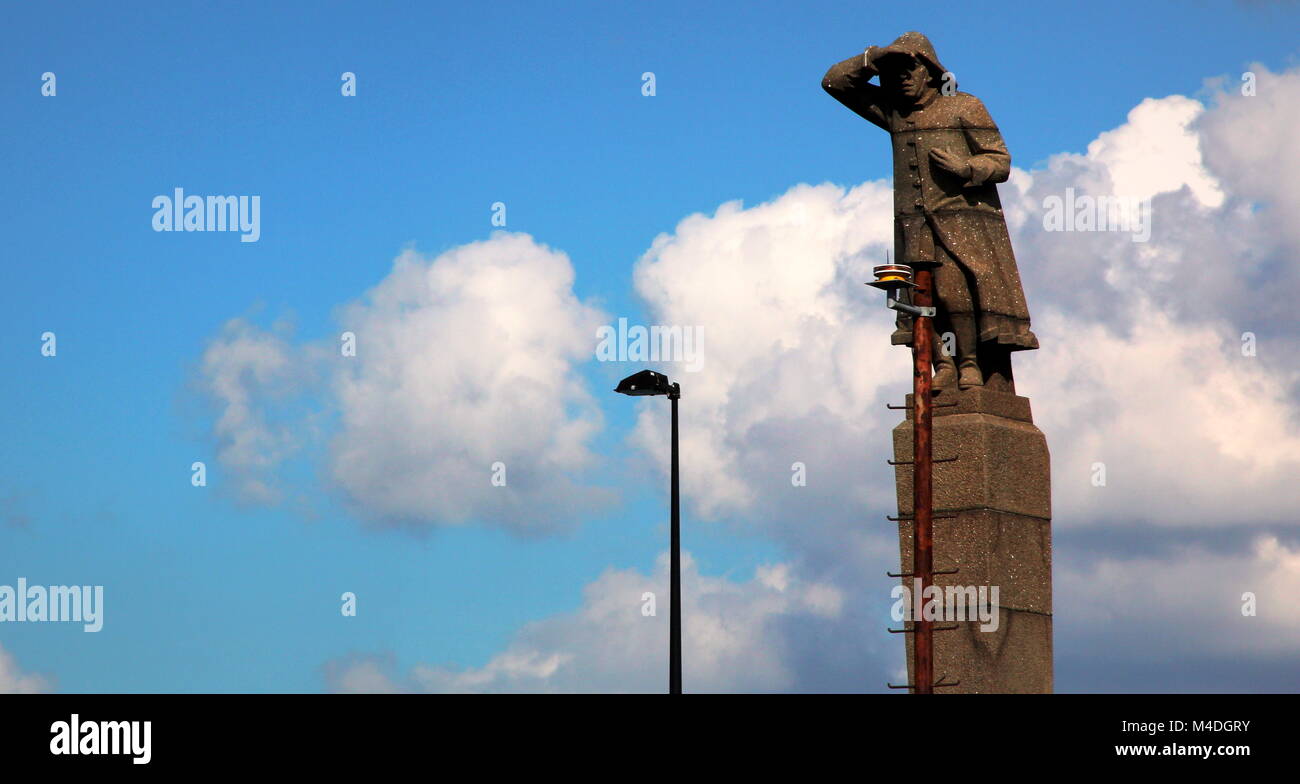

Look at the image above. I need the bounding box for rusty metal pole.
[669,383,681,695]
[911,267,935,695]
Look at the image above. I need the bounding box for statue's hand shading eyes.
[929,148,972,180]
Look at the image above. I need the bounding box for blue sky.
[3,0,1300,693]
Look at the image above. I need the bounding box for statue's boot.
[958,358,983,389]
[933,354,957,388]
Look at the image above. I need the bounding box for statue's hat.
[876,31,948,81]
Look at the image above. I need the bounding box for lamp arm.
[887,295,935,318]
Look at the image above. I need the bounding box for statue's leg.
[931,311,957,388]
[950,313,983,389]
[931,246,979,389]
[946,310,977,387]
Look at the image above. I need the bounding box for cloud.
[0,644,51,694]
[328,233,612,532]
[198,318,304,504]
[629,181,899,529]
[1199,64,1300,250]
[1057,535,1300,669]
[324,553,881,693]
[321,653,403,694]
[1001,69,1300,530]
[1083,95,1224,208]
[196,232,612,533]
[1006,70,1300,337]
[1018,307,1300,529]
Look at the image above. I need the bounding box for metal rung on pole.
[887,568,959,577]
[887,514,957,521]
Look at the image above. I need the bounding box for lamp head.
[615,369,673,396]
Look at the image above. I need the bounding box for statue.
[823,32,1037,391]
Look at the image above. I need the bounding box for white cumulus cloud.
[324,553,868,694]
[0,644,51,694]
[198,318,304,504]
[328,233,612,532]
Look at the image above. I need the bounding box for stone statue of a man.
[823,32,1038,391]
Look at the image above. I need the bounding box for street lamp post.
[615,369,682,695]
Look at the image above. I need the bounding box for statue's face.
[880,56,932,103]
